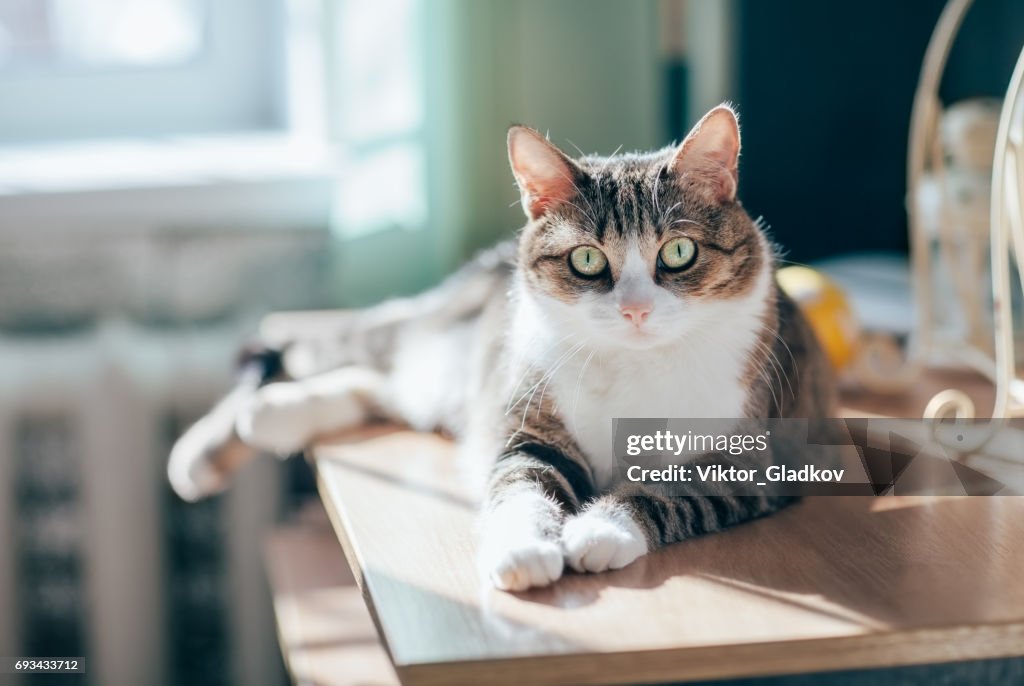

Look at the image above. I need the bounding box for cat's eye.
[659,237,697,271]
[568,245,608,277]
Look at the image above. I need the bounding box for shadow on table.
[516,495,1024,631]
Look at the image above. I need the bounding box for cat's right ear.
[669,104,741,203]
[508,126,579,220]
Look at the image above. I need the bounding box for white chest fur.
[509,272,769,491]
[548,330,753,489]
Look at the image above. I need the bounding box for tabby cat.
[169,104,836,591]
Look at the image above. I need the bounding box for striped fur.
[168,105,836,591]
[484,106,834,589]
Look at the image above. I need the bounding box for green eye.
[659,237,697,271]
[569,245,608,277]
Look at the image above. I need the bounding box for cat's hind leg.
[168,384,259,502]
[168,346,281,501]
[235,366,387,455]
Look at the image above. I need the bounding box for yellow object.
[777,266,860,370]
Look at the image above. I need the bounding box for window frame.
[0,0,288,144]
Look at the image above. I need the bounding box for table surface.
[264,503,398,686]
[315,433,1024,686]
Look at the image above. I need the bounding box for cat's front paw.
[479,536,564,591]
[561,507,648,574]
[236,383,315,455]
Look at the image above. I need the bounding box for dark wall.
[735,0,1024,263]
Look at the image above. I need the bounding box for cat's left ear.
[669,104,741,203]
[508,126,581,220]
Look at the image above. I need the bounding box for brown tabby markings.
[487,108,836,585]
[168,105,837,591]
[520,149,766,305]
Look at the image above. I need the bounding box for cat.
[168,104,836,591]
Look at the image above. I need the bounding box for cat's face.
[509,105,771,351]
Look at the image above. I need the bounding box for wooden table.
[314,418,1024,686]
[264,503,398,686]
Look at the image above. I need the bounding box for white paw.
[236,383,315,455]
[561,508,648,574]
[167,419,227,501]
[479,536,564,591]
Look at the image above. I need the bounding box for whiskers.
[599,145,624,175]
[767,328,800,391]
[504,332,572,413]
[570,348,599,433]
[749,334,798,412]
[505,333,602,445]
[505,338,590,438]
[661,200,683,227]
[534,342,586,418]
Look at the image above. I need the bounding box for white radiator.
[0,318,287,686]
[0,217,331,686]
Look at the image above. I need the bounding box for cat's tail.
[167,345,283,501]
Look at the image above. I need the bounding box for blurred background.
[0,1,1022,685]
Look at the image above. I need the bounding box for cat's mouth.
[617,325,671,349]
[627,326,652,339]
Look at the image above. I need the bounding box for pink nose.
[620,303,652,326]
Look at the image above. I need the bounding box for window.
[0,0,286,143]
[0,0,429,241]
[332,0,427,236]
[0,0,207,71]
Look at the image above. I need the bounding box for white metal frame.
[989,41,1024,418]
[905,0,1024,420]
